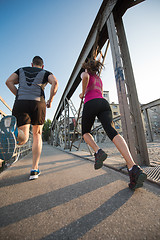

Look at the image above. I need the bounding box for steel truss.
[51,0,149,166]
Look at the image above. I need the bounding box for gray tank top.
[14,67,52,102]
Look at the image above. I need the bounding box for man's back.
[15,67,52,102]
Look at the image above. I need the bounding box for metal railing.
[51,98,160,151]
[141,99,160,142]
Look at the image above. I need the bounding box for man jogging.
[0,56,58,180]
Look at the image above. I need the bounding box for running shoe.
[128,165,147,190]
[0,116,17,160]
[29,169,41,180]
[0,115,17,133]
[94,149,108,170]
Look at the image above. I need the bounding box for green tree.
[42,119,52,142]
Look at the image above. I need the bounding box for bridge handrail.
[0,96,12,112]
[141,98,160,110]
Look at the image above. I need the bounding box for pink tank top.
[84,74,103,104]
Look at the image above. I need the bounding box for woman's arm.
[79,71,89,99]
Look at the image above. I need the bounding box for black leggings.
[82,98,118,141]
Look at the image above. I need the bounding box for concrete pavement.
[0,144,160,240]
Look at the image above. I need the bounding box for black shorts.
[12,100,46,127]
[82,98,118,141]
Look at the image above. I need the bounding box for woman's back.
[84,73,103,103]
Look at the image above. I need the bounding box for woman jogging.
[79,58,147,190]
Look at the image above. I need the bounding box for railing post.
[64,100,70,149]
[143,109,153,142]
[107,13,149,166]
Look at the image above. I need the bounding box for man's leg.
[32,125,43,170]
[17,124,30,145]
[29,125,42,180]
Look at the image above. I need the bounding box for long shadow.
[39,159,87,175]
[0,159,87,188]
[0,173,117,227]
[7,156,80,171]
[0,173,30,188]
[41,188,133,240]
[0,145,75,173]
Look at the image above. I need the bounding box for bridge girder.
[51,0,150,166]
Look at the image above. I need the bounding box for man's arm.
[5,73,19,96]
[46,74,58,108]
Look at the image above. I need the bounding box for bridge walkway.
[0,144,160,240]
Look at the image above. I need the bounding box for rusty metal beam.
[141,99,160,111]
[52,0,146,127]
[0,96,12,112]
[52,0,119,127]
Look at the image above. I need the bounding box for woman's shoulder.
[80,71,89,79]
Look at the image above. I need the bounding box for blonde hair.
[82,58,104,75]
